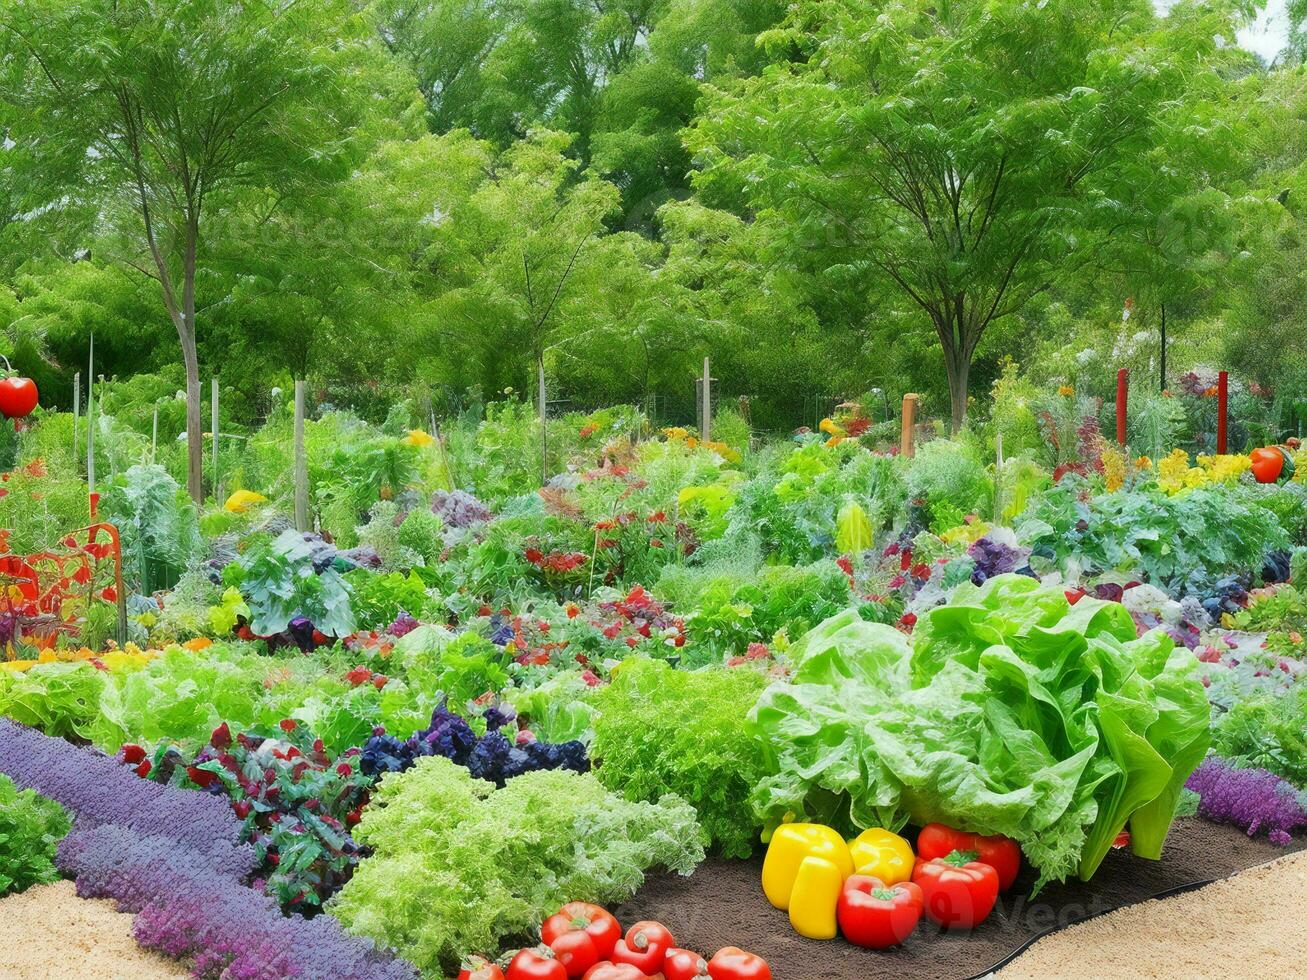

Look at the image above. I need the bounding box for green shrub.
[0,774,71,896]
[589,659,768,858]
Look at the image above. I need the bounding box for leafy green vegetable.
[328,758,705,975]
[1211,686,1307,787]
[751,574,1210,890]
[0,663,110,741]
[223,529,356,637]
[0,773,71,896]
[590,659,768,857]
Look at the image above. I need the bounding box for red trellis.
[1,522,125,650]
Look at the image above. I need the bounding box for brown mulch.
[615,818,1303,980]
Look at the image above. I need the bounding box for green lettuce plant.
[0,773,71,895]
[329,759,705,975]
[751,574,1210,891]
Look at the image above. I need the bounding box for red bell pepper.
[542,903,622,976]
[836,874,924,949]
[917,823,1021,891]
[912,851,1000,929]
[611,921,674,975]
[508,948,569,980]
[459,956,507,980]
[662,949,708,980]
[582,965,660,980]
[705,948,770,980]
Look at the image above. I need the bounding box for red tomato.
[912,853,1000,929]
[507,948,568,980]
[0,377,38,420]
[837,875,924,949]
[541,903,622,970]
[662,949,709,980]
[705,948,770,980]
[917,823,1022,891]
[581,965,660,980]
[459,956,507,980]
[611,921,674,975]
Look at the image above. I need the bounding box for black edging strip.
[961,869,1242,980]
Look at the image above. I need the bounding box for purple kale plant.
[1185,755,1307,845]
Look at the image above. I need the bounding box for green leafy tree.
[688,0,1249,431]
[0,0,414,499]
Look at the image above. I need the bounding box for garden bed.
[616,818,1302,980]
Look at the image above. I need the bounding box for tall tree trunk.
[938,316,972,435]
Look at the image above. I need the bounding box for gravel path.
[997,849,1307,979]
[0,880,188,979]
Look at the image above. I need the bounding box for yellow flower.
[224,489,268,513]
[1101,446,1125,492]
[1135,456,1152,470]
[402,429,435,447]
[1157,448,1194,494]
[818,417,840,435]
[661,426,689,442]
[1058,385,1074,397]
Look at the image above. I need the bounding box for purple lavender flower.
[1185,756,1307,844]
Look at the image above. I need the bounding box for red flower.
[134,760,152,778]
[581,670,601,687]
[478,604,493,616]
[233,800,253,819]
[373,674,389,689]
[121,744,146,765]
[279,719,297,734]
[625,636,639,648]
[336,763,353,777]
[898,612,918,630]
[211,723,232,749]
[187,766,218,788]
[911,563,930,580]
[524,547,544,564]
[565,603,580,618]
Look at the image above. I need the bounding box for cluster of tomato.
[459,903,770,980]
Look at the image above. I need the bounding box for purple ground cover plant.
[1185,755,1307,845]
[0,720,415,980]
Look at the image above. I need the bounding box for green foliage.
[0,663,110,741]
[590,660,768,857]
[345,570,430,630]
[395,630,511,713]
[904,438,995,532]
[99,464,202,593]
[1019,478,1289,596]
[0,774,71,896]
[328,758,706,975]
[224,529,356,638]
[1210,686,1307,788]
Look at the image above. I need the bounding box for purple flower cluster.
[62,825,414,980]
[0,721,416,979]
[1185,756,1307,846]
[0,719,250,875]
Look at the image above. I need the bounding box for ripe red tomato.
[459,956,507,980]
[0,377,38,419]
[610,921,674,975]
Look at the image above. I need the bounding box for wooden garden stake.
[72,372,80,466]
[86,336,95,496]
[1116,369,1128,447]
[211,378,222,504]
[294,380,309,532]
[900,393,919,458]
[538,359,548,485]
[1217,371,1229,455]
[995,430,1005,524]
[701,357,711,442]
[151,408,158,464]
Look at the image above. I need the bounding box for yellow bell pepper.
[788,856,844,939]
[761,823,853,910]
[848,828,915,885]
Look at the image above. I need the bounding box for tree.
[0,0,415,499]
[687,0,1247,431]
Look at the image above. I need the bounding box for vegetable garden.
[2,374,1306,980]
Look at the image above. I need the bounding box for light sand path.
[998,849,1307,979]
[0,880,188,979]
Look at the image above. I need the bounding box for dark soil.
[615,819,1303,980]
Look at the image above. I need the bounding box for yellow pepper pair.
[761,824,915,940]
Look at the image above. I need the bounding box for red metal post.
[1217,371,1229,455]
[1116,369,1128,446]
